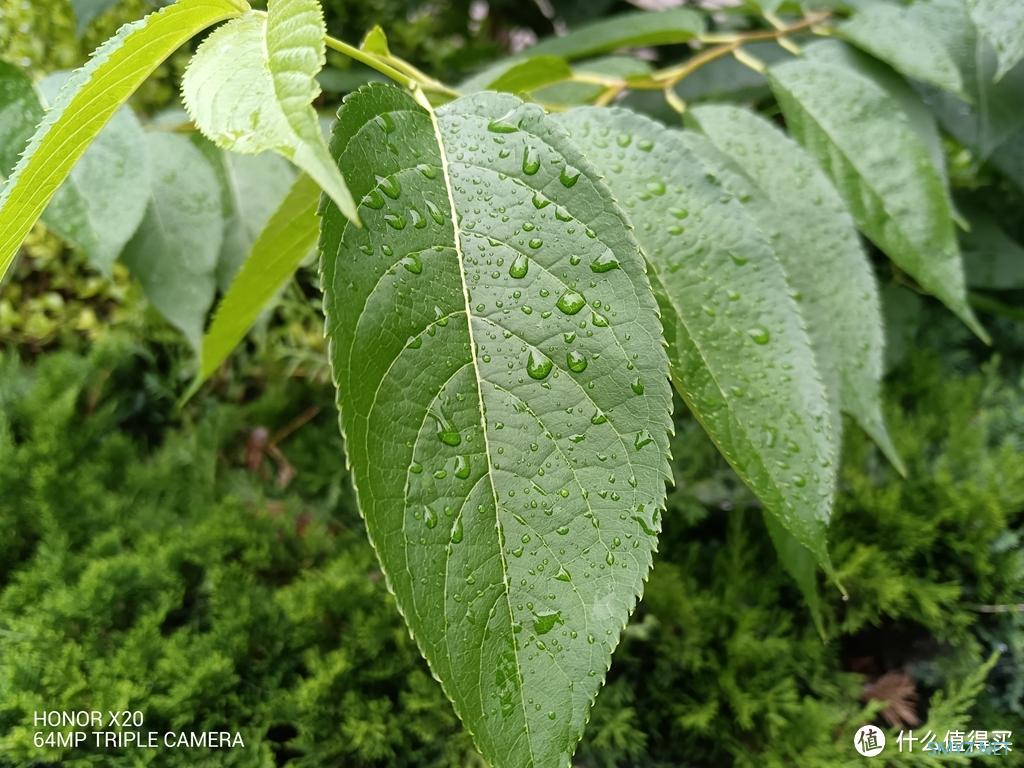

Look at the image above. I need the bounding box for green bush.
[1,311,1021,767]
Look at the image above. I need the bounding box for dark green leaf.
[839,0,969,98]
[556,106,838,576]
[319,84,672,768]
[486,56,574,94]
[690,104,901,472]
[959,202,1024,290]
[525,7,705,60]
[770,45,987,341]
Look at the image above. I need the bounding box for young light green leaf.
[181,0,359,224]
[197,173,319,385]
[35,72,150,274]
[968,0,1024,81]
[689,104,902,474]
[360,24,391,55]
[121,133,224,351]
[555,107,838,578]
[770,48,988,342]
[838,0,969,98]
[319,83,672,768]
[200,147,296,289]
[485,56,574,94]
[0,0,248,285]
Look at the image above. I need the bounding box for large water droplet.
[533,609,562,635]
[522,146,540,175]
[455,455,471,479]
[747,327,770,345]
[527,349,553,380]
[560,165,581,187]
[566,350,588,373]
[401,254,423,274]
[487,118,518,133]
[376,174,401,200]
[590,251,620,273]
[509,253,529,279]
[433,412,461,446]
[451,516,464,543]
[556,290,586,315]
[631,377,645,395]
[424,506,438,529]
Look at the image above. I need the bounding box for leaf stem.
[324,34,460,99]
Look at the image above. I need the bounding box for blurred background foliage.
[1,0,1023,766]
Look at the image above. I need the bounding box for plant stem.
[324,35,459,99]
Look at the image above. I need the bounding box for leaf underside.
[554,107,837,576]
[319,83,672,768]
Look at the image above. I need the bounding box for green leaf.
[70,0,123,35]
[959,201,1024,290]
[524,7,705,60]
[319,83,672,768]
[534,56,651,108]
[770,46,988,342]
[690,104,902,473]
[36,72,150,274]
[838,0,969,98]
[0,63,43,180]
[0,0,247,285]
[968,0,1024,81]
[197,173,319,385]
[556,106,838,577]
[204,148,296,289]
[181,1,358,224]
[673,41,787,105]
[485,56,574,94]
[360,24,390,56]
[121,133,224,351]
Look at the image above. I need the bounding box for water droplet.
[384,212,406,230]
[560,165,581,187]
[556,290,586,315]
[488,119,518,133]
[634,430,653,450]
[631,377,644,395]
[401,254,423,274]
[556,525,570,535]
[425,200,445,225]
[533,609,562,635]
[646,179,666,196]
[522,146,540,175]
[455,455,471,479]
[566,350,588,373]
[528,238,543,249]
[729,251,749,266]
[747,327,770,345]
[417,163,438,179]
[527,349,553,380]
[591,410,607,425]
[365,189,385,209]
[451,516,464,543]
[591,311,609,328]
[509,253,529,279]
[606,551,615,566]
[424,506,438,529]
[793,474,807,488]
[532,192,550,209]
[433,412,461,446]
[376,174,401,200]
[590,251,620,273]
[555,566,571,582]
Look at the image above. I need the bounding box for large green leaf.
[770,45,987,342]
[555,107,838,578]
[35,72,150,274]
[690,104,901,473]
[968,0,1024,81]
[319,83,672,768]
[838,0,969,98]
[197,172,319,385]
[0,0,247,284]
[181,0,358,224]
[121,133,224,350]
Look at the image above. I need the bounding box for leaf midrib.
[424,97,538,766]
